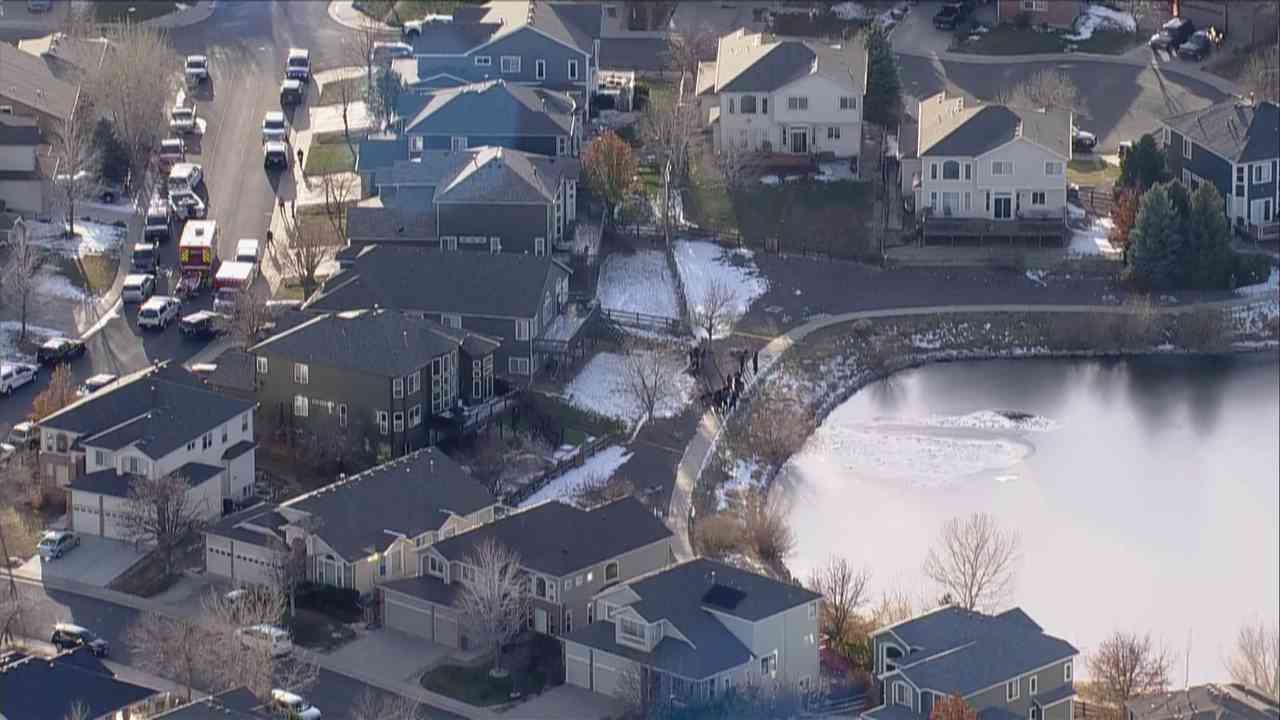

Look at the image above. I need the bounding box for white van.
[122,274,156,303]
[271,689,321,719]
[235,624,293,657]
[235,239,261,265]
[167,163,203,195]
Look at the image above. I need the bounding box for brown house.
[996,0,1083,30]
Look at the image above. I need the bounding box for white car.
[137,296,181,330]
[168,163,204,195]
[271,689,321,719]
[285,48,311,81]
[122,274,156,303]
[78,373,118,397]
[235,238,261,265]
[169,104,197,134]
[262,111,289,143]
[236,624,293,657]
[0,362,38,396]
[370,41,413,63]
[37,530,80,561]
[185,54,209,84]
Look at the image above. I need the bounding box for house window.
[930,162,938,180]
[787,96,808,110]
[1045,161,1064,176]
[557,136,567,155]
[929,191,937,208]
[839,96,857,110]
[242,414,249,433]
[489,236,502,253]
[827,126,841,140]
[450,136,468,151]
[410,136,424,153]
[564,610,572,633]
[894,683,908,706]
[535,236,547,255]
[293,363,309,384]
[804,632,816,645]
[1183,136,1192,158]
[727,97,736,114]
[1253,163,1272,183]
[761,651,777,678]
[338,403,348,427]
[94,450,109,467]
[1030,676,1039,695]
[515,319,531,341]
[943,160,960,180]
[992,161,1013,176]
[964,163,972,180]
[1064,661,1073,683]
[1031,191,1046,205]
[1007,679,1020,701]
[509,357,531,375]
[474,55,491,66]
[535,59,546,79]
[439,314,461,329]
[568,59,579,80]
[408,370,421,394]
[808,601,818,619]
[378,555,386,577]
[256,356,268,374]
[187,441,195,452]
[428,555,445,575]
[393,412,404,432]
[761,97,768,113]
[575,573,584,586]
[500,55,521,73]
[741,95,757,113]
[409,404,422,427]
[620,617,646,642]
[605,561,619,582]
[293,395,309,418]
[221,425,228,443]
[377,411,389,434]
[1021,0,1047,10]
[393,378,404,399]
[964,192,972,211]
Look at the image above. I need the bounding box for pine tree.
[1119,134,1169,192]
[863,25,902,130]
[1127,184,1184,290]
[1185,183,1234,289]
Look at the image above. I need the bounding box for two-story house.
[563,557,822,704]
[0,113,48,216]
[349,147,580,253]
[393,79,579,158]
[863,606,1078,720]
[379,497,673,649]
[696,28,867,162]
[248,309,500,458]
[303,245,572,378]
[995,1,1084,30]
[404,1,599,106]
[906,92,1072,246]
[1128,684,1279,720]
[38,364,258,539]
[205,447,499,594]
[0,43,78,139]
[1160,98,1278,241]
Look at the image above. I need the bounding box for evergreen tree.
[1184,183,1234,289]
[365,67,403,129]
[863,25,902,129]
[1127,184,1185,290]
[1119,134,1169,192]
[1162,179,1192,221]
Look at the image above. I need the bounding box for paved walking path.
[326,0,396,32]
[667,294,1279,557]
[142,0,217,29]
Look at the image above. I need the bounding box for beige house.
[0,114,49,216]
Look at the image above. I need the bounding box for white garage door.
[206,541,231,579]
[565,646,591,690]
[593,653,627,698]
[385,597,433,640]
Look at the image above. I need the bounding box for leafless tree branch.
[808,556,872,652]
[455,538,531,676]
[120,472,208,577]
[922,512,1020,612]
[1,220,50,343]
[1088,630,1171,719]
[613,340,684,430]
[1227,620,1280,702]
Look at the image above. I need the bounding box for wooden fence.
[600,307,684,335]
[501,433,616,506]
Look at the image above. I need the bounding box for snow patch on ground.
[597,251,681,319]
[832,2,872,20]
[26,220,126,258]
[673,240,769,339]
[1065,5,1136,41]
[1069,218,1119,256]
[1236,267,1280,297]
[909,410,1060,433]
[36,272,88,301]
[716,457,761,510]
[564,352,696,425]
[1025,269,1048,286]
[0,321,61,361]
[518,446,633,508]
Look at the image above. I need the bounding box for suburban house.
[303,245,573,378]
[205,447,499,594]
[0,42,79,137]
[151,687,273,720]
[1128,684,1279,720]
[249,309,501,457]
[36,364,258,539]
[349,147,580,253]
[16,32,110,83]
[404,0,599,103]
[380,497,674,649]
[905,92,1072,245]
[0,648,162,720]
[862,606,1078,720]
[695,28,867,162]
[0,113,49,216]
[393,79,580,158]
[562,557,822,704]
[995,0,1084,29]
[199,348,257,401]
[1160,98,1278,241]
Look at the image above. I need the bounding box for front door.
[534,608,548,633]
[994,194,1013,220]
[790,128,808,154]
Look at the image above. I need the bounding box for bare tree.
[463,431,509,497]
[664,25,719,84]
[201,585,318,701]
[639,92,700,244]
[1088,631,1171,719]
[0,502,38,647]
[572,472,636,510]
[922,513,1020,612]
[613,340,684,430]
[31,365,78,422]
[351,687,424,720]
[1,219,48,342]
[124,611,212,701]
[718,141,753,192]
[63,701,91,720]
[269,207,335,300]
[870,586,918,628]
[1000,69,1084,116]
[50,106,100,237]
[1227,620,1280,701]
[734,383,816,480]
[1240,45,1280,104]
[120,472,209,577]
[267,534,308,619]
[229,289,273,349]
[692,276,740,341]
[318,172,357,242]
[738,488,794,566]
[89,23,178,190]
[808,556,872,653]
[454,538,530,677]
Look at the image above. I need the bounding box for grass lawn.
[683,142,737,235]
[1068,157,1121,186]
[304,142,356,176]
[53,253,119,298]
[422,665,518,706]
[272,283,307,302]
[290,609,357,652]
[636,164,662,196]
[317,77,367,106]
[952,25,1063,55]
[421,634,559,706]
[1070,30,1141,55]
[94,1,179,23]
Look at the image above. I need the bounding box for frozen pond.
[783,354,1280,682]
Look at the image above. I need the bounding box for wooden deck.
[922,214,1069,246]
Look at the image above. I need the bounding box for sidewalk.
[141,0,217,29]
[327,0,395,32]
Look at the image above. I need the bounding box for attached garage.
[204,503,290,587]
[384,591,435,640]
[563,641,634,697]
[380,575,463,648]
[69,467,224,540]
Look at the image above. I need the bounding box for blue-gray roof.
[566,614,752,680]
[0,649,155,719]
[70,462,224,498]
[400,80,575,137]
[864,704,926,720]
[1163,100,1278,163]
[1128,684,1279,720]
[152,687,271,719]
[356,136,409,174]
[1033,684,1077,708]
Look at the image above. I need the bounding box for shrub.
[1014,12,1032,29]
[1172,308,1228,351]
[850,319,875,339]
[740,490,795,565]
[1234,253,1275,287]
[694,513,744,558]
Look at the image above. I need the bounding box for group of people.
[697,347,761,416]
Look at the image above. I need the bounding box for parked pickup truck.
[170,104,198,134]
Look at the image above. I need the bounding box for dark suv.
[933,1,972,30]
[51,624,110,657]
[1149,17,1194,51]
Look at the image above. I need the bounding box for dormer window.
[619,616,646,643]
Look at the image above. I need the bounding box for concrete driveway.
[891,0,955,56]
[327,628,456,684]
[16,535,148,588]
[514,684,626,719]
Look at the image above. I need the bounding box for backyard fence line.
[501,433,617,507]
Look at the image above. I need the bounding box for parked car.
[145,198,174,244]
[370,41,413,64]
[98,174,130,204]
[262,111,289,143]
[168,162,204,194]
[235,238,261,265]
[285,48,311,81]
[1073,128,1097,153]
[36,337,86,366]
[280,78,305,106]
[933,1,971,30]
[185,54,210,85]
[179,310,228,339]
[50,623,109,657]
[169,104,198,134]
[236,624,293,657]
[5,421,38,449]
[264,141,289,170]
[169,189,207,219]
[1150,16,1194,51]
[1176,29,1213,60]
[78,373,118,397]
[27,0,53,12]
[270,689,321,720]
[122,274,156,304]
[0,363,38,396]
[159,138,187,169]
[138,296,181,330]
[132,241,159,273]
[37,531,80,561]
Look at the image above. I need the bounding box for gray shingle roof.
[712,29,866,95]
[0,114,41,146]
[304,246,569,320]
[879,606,1077,697]
[408,20,504,54]
[1163,100,1278,163]
[598,37,672,72]
[628,557,820,624]
[152,688,272,719]
[402,80,575,137]
[431,497,672,577]
[0,42,79,121]
[1129,685,1279,720]
[0,650,156,720]
[345,204,437,244]
[918,95,1071,159]
[864,704,927,720]
[41,364,256,460]
[203,349,255,395]
[380,573,461,606]
[356,136,409,174]
[566,615,752,680]
[70,462,224,498]
[284,448,495,561]
[207,503,286,548]
[432,147,579,204]
[250,309,497,377]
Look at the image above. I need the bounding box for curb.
[326,0,396,32]
[141,0,217,29]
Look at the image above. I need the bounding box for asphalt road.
[10,577,463,719]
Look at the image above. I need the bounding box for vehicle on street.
[159,138,186,169]
[280,78,305,106]
[370,41,413,64]
[37,531,80,561]
[179,219,219,290]
[214,261,255,313]
[167,163,204,195]
[235,238,261,265]
[36,337,86,366]
[262,111,289,143]
[0,443,15,467]
[270,690,321,720]
[264,141,289,170]
[50,623,109,657]
[1072,128,1097,153]
[138,296,182,331]
[1150,16,1194,51]
[0,363,38,396]
[169,104,198,134]
[122,273,156,303]
[145,198,174,244]
[402,15,451,38]
[132,241,159,273]
[286,48,311,81]
[933,1,971,30]
[169,189,207,219]
[28,0,53,12]
[236,624,293,657]
[98,174,130,204]
[1176,30,1213,60]
[78,373,118,397]
[180,310,228,340]
[185,55,210,86]
[6,421,38,448]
